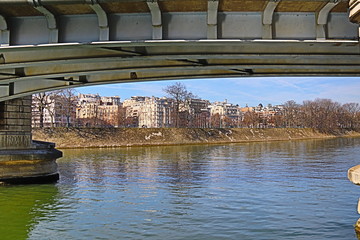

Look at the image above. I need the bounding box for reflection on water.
[0,184,59,240]
[2,137,360,239]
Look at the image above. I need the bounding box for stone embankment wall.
[32,128,360,149]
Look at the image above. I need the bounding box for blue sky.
[76,77,360,107]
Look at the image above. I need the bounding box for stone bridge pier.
[0,97,61,184]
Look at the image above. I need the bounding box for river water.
[1,138,360,240]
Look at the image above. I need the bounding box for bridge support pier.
[0,96,62,184]
[348,166,360,235]
[348,0,360,234]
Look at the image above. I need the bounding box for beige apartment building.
[139,97,174,128]
[123,96,173,128]
[179,98,211,127]
[77,94,101,120]
[209,100,241,126]
[123,96,147,119]
[77,93,121,127]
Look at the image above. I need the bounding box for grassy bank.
[32,127,360,149]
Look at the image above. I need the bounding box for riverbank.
[32,127,360,149]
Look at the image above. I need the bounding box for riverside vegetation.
[32,127,360,149]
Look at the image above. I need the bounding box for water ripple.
[1,138,360,240]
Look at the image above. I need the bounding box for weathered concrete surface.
[349,165,360,185]
[0,0,358,102]
[0,140,62,184]
[347,156,360,233]
[0,97,62,184]
[348,165,360,185]
[356,217,360,236]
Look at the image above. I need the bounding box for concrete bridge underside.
[0,0,358,183]
[0,0,357,101]
[0,40,359,102]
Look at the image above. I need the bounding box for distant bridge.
[0,0,358,101]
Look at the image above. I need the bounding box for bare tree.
[342,103,360,129]
[302,98,342,133]
[55,89,78,127]
[163,82,196,127]
[268,114,284,128]
[116,106,127,127]
[210,113,221,128]
[242,111,261,128]
[222,116,234,128]
[32,92,56,128]
[283,100,300,128]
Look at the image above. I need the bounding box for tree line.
[279,99,360,133]
[163,83,360,132]
[239,99,360,133]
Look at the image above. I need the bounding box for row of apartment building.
[32,93,121,127]
[32,93,284,128]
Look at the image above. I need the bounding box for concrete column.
[0,96,62,184]
[348,0,360,186]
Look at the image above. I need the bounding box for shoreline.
[32,127,360,149]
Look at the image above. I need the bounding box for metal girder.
[0,40,357,101]
[0,53,359,84]
[0,53,359,71]
[349,0,360,23]
[0,40,358,61]
[6,63,360,83]
[316,0,340,40]
[46,54,360,67]
[147,0,162,40]
[87,0,109,41]
[207,0,219,39]
[349,0,360,39]
[28,0,58,43]
[262,0,281,39]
